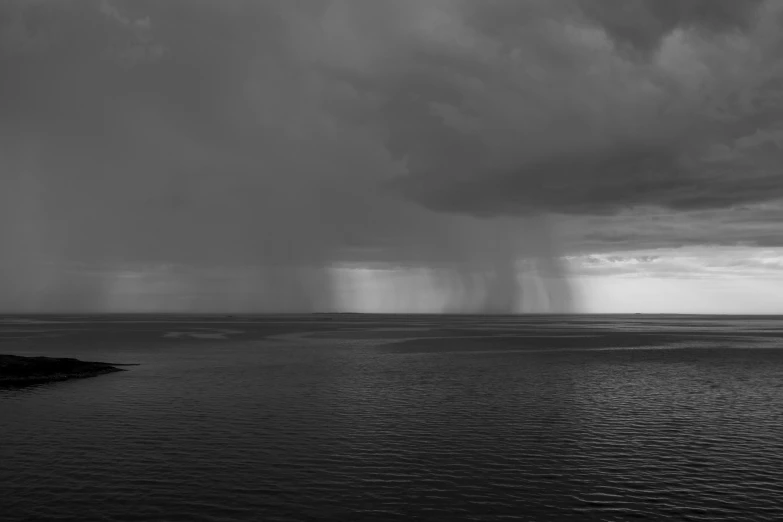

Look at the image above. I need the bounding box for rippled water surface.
[2,314,783,521]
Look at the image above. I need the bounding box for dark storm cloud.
[4,0,781,237]
[2,0,782,311]
[0,0,579,311]
[384,0,783,217]
[578,0,766,54]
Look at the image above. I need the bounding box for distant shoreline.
[0,354,130,387]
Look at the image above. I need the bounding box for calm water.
[2,314,783,521]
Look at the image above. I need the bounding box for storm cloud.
[580,0,765,54]
[1,0,781,312]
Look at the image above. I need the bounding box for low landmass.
[0,354,133,386]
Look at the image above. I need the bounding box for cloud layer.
[1,0,782,311]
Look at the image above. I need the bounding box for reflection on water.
[2,315,783,521]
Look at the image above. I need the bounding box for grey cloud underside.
[569,202,783,253]
[395,141,783,216]
[580,0,766,54]
[0,0,781,312]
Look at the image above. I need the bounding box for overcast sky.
[1,0,782,313]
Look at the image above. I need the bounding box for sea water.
[2,314,782,521]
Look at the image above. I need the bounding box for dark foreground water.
[2,314,783,521]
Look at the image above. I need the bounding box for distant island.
[0,354,133,386]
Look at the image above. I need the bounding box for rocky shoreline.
[0,354,132,386]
